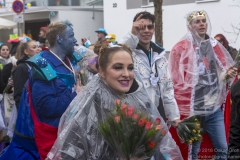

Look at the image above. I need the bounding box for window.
[86,0,103,6]
[71,0,80,6]
[48,0,81,6]
[142,0,153,6]
[196,0,220,3]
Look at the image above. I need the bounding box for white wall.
[104,0,240,51]
[57,10,103,44]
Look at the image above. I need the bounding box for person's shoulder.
[229,46,237,52]
[15,62,28,70]
[2,63,13,76]
[39,50,52,60]
[151,42,164,54]
[12,63,29,77]
[171,39,191,54]
[3,62,13,69]
[174,39,190,48]
[27,53,57,81]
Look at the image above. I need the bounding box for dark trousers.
[228,99,240,160]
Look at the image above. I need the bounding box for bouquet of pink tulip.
[98,99,167,160]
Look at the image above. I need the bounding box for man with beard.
[168,10,237,160]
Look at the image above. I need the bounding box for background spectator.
[214,34,238,60]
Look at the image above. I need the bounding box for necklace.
[49,50,75,77]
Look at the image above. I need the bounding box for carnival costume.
[168,11,234,160]
[47,75,181,160]
[0,48,84,160]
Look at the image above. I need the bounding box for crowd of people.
[0,10,239,160]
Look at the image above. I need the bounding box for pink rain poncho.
[168,10,234,117]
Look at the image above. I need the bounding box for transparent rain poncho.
[74,45,97,83]
[46,75,183,160]
[168,10,234,116]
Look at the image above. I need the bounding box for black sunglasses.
[141,24,154,30]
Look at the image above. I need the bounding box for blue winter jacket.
[31,50,77,127]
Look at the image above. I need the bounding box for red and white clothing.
[168,32,234,160]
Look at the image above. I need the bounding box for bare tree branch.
[222,26,240,43]
[228,5,240,8]
[223,4,240,43]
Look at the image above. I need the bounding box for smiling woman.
[97,43,134,95]
[47,42,181,160]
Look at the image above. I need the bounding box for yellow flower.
[192,129,196,133]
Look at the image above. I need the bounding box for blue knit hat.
[95,28,107,36]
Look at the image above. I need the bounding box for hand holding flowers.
[98,99,167,160]
[224,52,240,80]
[176,116,202,144]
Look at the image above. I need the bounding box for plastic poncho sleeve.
[168,40,193,116]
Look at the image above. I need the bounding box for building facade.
[0,0,104,45]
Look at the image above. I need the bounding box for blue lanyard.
[148,48,152,67]
[148,48,159,77]
[148,51,151,62]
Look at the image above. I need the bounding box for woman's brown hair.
[94,41,133,71]
[15,40,35,60]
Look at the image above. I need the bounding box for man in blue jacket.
[30,20,82,159]
[0,20,82,160]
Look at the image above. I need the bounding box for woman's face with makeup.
[100,50,134,95]
[24,41,39,57]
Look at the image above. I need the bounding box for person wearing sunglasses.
[120,11,182,160]
[214,34,238,60]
